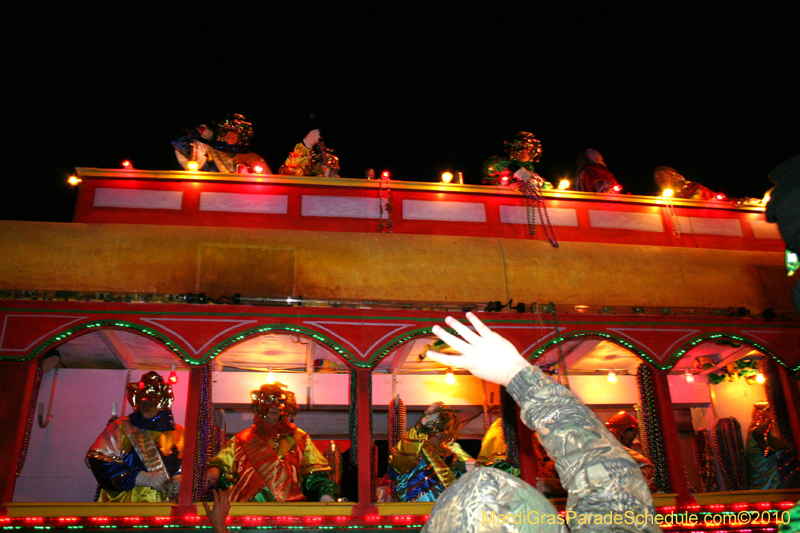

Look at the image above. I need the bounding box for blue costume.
[387,403,472,502]
[171,114,271,174]
[85,372,183,502]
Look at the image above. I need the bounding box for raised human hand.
[203,488,231,533]
[426,312,531,387]
[303,129,321,148]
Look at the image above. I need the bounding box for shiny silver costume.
[423,366,660,533]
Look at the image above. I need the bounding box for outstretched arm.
[426,313,659,533]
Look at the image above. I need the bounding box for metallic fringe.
[763,357,789,441]
[325,441,343,487]
[636,364,670,492]
[693,429,718,492]
[501,387,520,469]
[388,396,406,449]
[192,365,214,501]
[714,417,748,490]
[634,403,650,461]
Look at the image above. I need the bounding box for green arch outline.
[202,324,358,367]
[370,327,451,367]
[16,320,190,363]
[664,332,788,371]
[528,330,661,368]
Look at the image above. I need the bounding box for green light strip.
[203,324,358,367]
[665,332,784,370]
[371,327,454,366]
[22,320,190,363]
[530,330,661,367]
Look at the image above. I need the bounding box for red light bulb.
[253,164,264,174]
[168,365,178,384]
[715,193,726,200]
[612,185,622,193]
[122,160,133,169]
[381,170,391,179]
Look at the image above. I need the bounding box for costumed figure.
[482,132,552,189]
[386,402,472,502]
[654,166,719,201]
[575,149,622,193]
[746,401,800,489]
[172,113,271,174]
[206,382,341,502]
[279,129,340,177]
[85,371,184,502]
[476,417,566,498]
[605,411,658,492]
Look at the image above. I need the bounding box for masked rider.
[85,371,184,502]
[206,382,341,502]
[483,132,552,189]
[387,402,472,502]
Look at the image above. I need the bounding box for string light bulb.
[557,179,570,190]
[755,372,765,384]
[662,188,674,198]
[607,370,617,383]
[186,160,199,171]
[122,160,133,169]
[168,365,178,384]
[684,369,695,383]
[441,171,453,184]
[445,369,455,385]
[266,367,275,384]
[67,176,82,186]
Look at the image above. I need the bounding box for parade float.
[1,165,799,532]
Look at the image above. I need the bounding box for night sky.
[4,3,798,222]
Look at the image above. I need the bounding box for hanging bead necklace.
[516,181,558,247]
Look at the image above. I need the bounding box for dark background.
[4,2,798,222]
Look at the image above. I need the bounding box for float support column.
[175,365,204,513]
[353,368,378,516]
[0,360,38,509]
[650,365,694,505]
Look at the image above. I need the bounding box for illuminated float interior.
[1,168,799,531]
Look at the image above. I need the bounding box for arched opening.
[370,333,496,502]
[13,325,188,503]
[668,334,796,492]
[204,329,355,502]
[533,331,799,494]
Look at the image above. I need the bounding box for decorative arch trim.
[202,324,357,367]
[370,327,444,368]
[22,320,190,363]
[665,332,786,371]
[529,330,659,368]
